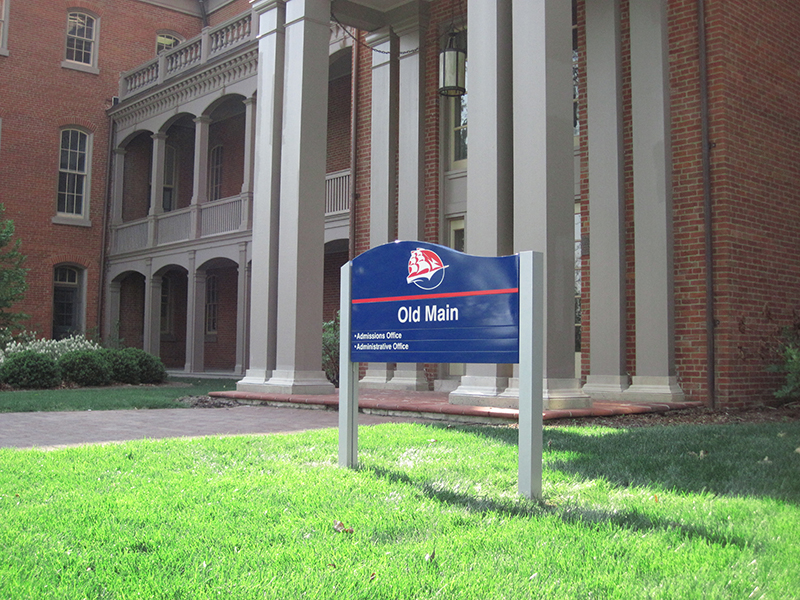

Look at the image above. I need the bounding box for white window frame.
[205,274,219,335]
[162,144,178,212]
[0,0,10,57]
[53,265,85,339]
[53,127,92,227]
[156,31,183,54]
[209,145,224,202]
[62,10,99,74]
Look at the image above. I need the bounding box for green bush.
[770,325,800,400]
[322,312,340,387]
[58,350,112,387]
[100,348,142,384]
[126,348,167,384]
[0,350,61,389]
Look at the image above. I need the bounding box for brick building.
[2,0,799,409]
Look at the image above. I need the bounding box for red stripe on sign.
[352,288,519,305]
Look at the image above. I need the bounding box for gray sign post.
[339,245,543,499]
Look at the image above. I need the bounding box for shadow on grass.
[361,464,753,549]
[419,421,800,504]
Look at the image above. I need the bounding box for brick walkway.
[0,389,701,450]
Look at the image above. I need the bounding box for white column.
[110,148,126,226]
[241,97,257,197]
[235,241,249,375]
[142,259,162,355]
[148,133,167,246]
[149,133,167,215]
[449,0,515,406]
[190,115,211,237]
[238,0,285,392]
[387,7,430,392]
[582,0,629,400]
[623,0,684,402]
[104,280,121,344]
[185,262,206,374]
[510,0,590,410]
[360,27,399,389]
[263,0,333,394]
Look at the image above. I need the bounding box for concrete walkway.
[0,405,422,450]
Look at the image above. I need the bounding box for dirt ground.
[547,401,800,428]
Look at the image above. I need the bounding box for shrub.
[0,333,100,364]
[0,350,61,389]
[100,348,167,385]
[769,324,800,400]
[126,348,167,384]
[100,348,142,384]
[322,312,340,387]
[58,350,112,387]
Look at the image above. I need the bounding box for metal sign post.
[338,242,543,498]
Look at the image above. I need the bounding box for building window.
[64,12,98,69]
[156,32,181,54]
[53,266,83,339]
[0,0,10,56]
[57,128,90,218]
[205,274,218,335]
[209,145,224,201]
[160,275,173,335]
[162,144,177,211]
[572,6,579,140]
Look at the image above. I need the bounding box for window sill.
[61,60,99,75]
[0,48,9,57]
[52,215,92,228]
[205,334,218,343]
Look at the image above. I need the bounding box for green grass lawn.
[1,421,798,599]
[0,377,237,413]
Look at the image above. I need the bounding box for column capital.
[151,132,167,141]
[194,115,213,125]
[113,147,127,155]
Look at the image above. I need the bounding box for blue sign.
[350,241,520,363]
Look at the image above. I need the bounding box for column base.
[237,368,272,391]
[500,378,592,410]
[385,363,429,391]
[359,364,394,390]
[238,369,334,395]
[448,375,513,408]
[622,376,685,403]
[582,375,630,401]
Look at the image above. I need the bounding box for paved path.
[0,406,422,450]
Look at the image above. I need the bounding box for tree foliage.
[0,204,28,330]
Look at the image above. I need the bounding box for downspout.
[348,36,360,260]
[698,0,716,408]
[98,110,116,343]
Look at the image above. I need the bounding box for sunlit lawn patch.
[1,421,798,599]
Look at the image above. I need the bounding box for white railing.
[158,209,191,244]
[113,221,149,254]
[111,171,349,255]
[325,169,350,214]
[119,11,255,99]
[201,196,243,236]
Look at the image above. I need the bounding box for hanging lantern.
[438,32,466,97]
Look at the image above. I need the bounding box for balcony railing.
[110,170,350,255]
[325,169,350,214]
[119,11,255,99]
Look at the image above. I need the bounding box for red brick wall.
[705,0,800,407]
[207,0,252,27]
[122,132,152,221]
[327,74,352,173]
[118,272,145,349]
[209,109,246,200]
[159,269,187,368]
[0,0,202,338]
[203,266,238,371]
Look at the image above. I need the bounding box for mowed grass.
[1,421,799,599]
[0,377,237,413]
